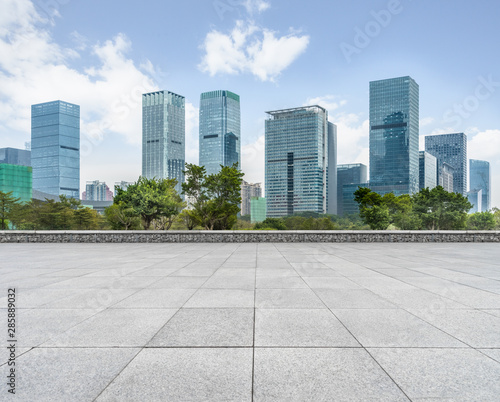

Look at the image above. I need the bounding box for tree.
[104,203,142,230]
[467,212,496,230]
[254,218,287,230]
[492,208,500,229]
[182,163,244,230]
[354,187,391,230]
[0,191,21,230]
[113,177,184,230]
[412,186,472,230]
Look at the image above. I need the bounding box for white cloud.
[0,0,159,148]
[199,20,309,81]
[468,129,500,161]
[243,0,271,14]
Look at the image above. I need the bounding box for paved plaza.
[1,242,500,401]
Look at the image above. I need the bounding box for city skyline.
[1,0,499,208]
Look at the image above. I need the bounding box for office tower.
[199,90,241,175]
[0,148,31,166]
[82,180,113,201]
[31,100,80,198]
[419,151,437,190]
[327,122,338,215]
[241,181,262,216]
[467,190,482,213]
[265,105,336,217]
[0,164,32,202]
[142,91,185,196]
[114,181,134,196]
[250,197,267,223]
[337,163,368,216]
[425,133,467,195]
[470,159,490,212]
[369,76,419,195]
[439,162,454,192]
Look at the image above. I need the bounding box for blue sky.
[1,0,499,207]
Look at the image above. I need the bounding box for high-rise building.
[369,76,419,195]
[337,163,368,216]
[31,100,80,198]
[469,159,490,212]
[327,123,338,215]
[265,105,336,217]
[425,133,467,195]
[241,181,262,216]
[440,162,454,192]
[0,164,32,202]
[142,91,185,196]
[114,181,134,196]
[82,180,113,201]
[0,148,31,167]
[199,90,241,175]
[419,151,437,190]
[250,197,267,223]
[467,189,482,213]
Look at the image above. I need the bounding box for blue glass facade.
[31,101,80,198]
[425,133,467,195]
[265,106,336,217]
[337,164,368,216]
[199,90,240,175]
[419,151,437,190]
[369,76,419,196]
[0,148,31,167]
[470,159,490,211]
[142,91,185,196]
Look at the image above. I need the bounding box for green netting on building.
[0,164,32,202]
[251,197,267,223]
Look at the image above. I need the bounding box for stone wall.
[1,230,500,243]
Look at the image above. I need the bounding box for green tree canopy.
[467,212,496,230]
[0,191,21,230]
[182,163,244,230]
[113,177,184,230]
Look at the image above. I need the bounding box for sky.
[1,0,499,208]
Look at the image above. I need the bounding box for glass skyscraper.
[199,90,241,175]
[419,151,437,190]
[425,133,467,195]
[265,105,337,217]
[369,76,419,195]
[0,148,31,167]
[337,163,368,216]
[142,91,185,196]
[31,100,80,198]
[470,159,490,211]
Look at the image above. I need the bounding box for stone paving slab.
[0,242,499,401]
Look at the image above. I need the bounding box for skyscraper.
[419,151,437,190]
[470,159,490,211]
[369,76,419,195]
[265,105,336,217]
[199,90,241,175]
[31,100,80,198]
[425,133,467,195]
[240,181,262,216]
[0,148,31,167]
[337,163,368,216]
[82,180,114,201]
[142,91,185,196]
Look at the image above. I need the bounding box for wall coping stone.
[1,230,499,243]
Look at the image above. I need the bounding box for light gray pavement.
[1,242,500,401]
